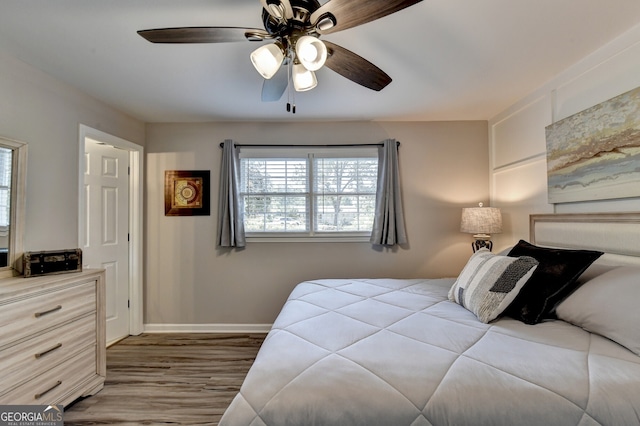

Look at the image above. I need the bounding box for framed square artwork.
[164,170,211,216]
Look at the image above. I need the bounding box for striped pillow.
[449,249,538,323]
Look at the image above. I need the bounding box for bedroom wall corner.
[489,22,640,251]
[144,120,488,327]
[0,47,145,251]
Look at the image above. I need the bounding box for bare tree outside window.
[240,151,377,237]
[314,158,377,232]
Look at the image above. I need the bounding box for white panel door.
[84,140,130,344]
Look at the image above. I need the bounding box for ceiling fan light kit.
[267,2,285,19]
[138,0,423,109]
[295,35,327,71]
[250,42,285,79]
[292,63,317,91]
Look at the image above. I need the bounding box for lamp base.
[471,234,493,253]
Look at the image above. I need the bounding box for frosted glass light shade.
[250,43,285,79]
[292,63,317,91]
[295,36,327,71]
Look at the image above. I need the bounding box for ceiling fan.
[138,0,423,111]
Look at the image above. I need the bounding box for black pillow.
[504,240,603,324]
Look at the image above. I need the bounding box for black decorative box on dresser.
[23,249,83,278]
[0,269,106,406]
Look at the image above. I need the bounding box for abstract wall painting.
[546,86,640,203]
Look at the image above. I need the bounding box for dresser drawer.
[0,280,96,348]
[0,313,96,393]
[0,345,97,405]
[0,269,105,407]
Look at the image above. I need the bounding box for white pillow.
[556,266,640,356]
[449,249,538,323]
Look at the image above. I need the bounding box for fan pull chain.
[285,47,295,114]
[291,89,296,114]
[290,74,296,114]
[286,47,292,113]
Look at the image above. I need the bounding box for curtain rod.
[219,141,400,149]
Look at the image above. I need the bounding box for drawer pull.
[34,380,62,400]
[35,343,63,359]
[34,305,62,318]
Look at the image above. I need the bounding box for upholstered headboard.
[530,213,640,266]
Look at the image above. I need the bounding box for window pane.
[314,157,377,233]
[240,151,377,237]
[244,195,308,232]
[241,158,309,233]
[315,158,377,194]
[0,148,11,228]
[241,159,307,193]
[0,189,8,227]
[241,160,268,193]
[315,194,376,232]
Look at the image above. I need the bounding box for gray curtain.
[370,139,407,246]
[217,139,245,248]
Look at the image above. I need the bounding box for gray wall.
[0,49,145,251]
[488,22,640,251]
[145,121,489,328]
[0,43,488,331]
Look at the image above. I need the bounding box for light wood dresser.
[0,269,106,406]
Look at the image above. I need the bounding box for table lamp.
[460,203,502,252]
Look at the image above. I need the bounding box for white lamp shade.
[460,206,502,235]
[292,63,317,91]
[250,43,285,79]
[295,36,327,71]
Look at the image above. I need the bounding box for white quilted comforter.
[220,278,640,426]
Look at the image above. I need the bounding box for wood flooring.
[64,333,266,426]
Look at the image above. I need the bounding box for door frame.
[78,124,144,339]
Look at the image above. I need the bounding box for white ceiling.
[1,0,640,123]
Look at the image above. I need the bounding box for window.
[0,147,11,232]
[239,147,378,239]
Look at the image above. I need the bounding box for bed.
[219,213,640,426]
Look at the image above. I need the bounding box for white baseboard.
[143,323,272,334]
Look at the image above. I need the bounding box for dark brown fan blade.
[137,27,271,43]
[260,0,294,20]
[323,41,391,91]
[261,66,289,102]
[311,0,423,35]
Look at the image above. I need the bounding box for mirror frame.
[0,136,27,278]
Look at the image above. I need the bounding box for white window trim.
[240,146,378,241]
[246,235,371,243]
